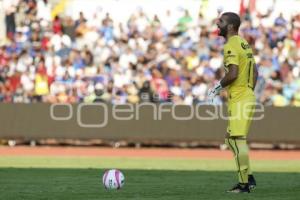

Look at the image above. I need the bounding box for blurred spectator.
[139,81,154,103]
[0,1,300,107]
[4,0,19,40]
[37,0,51,22]
[52,15,63,34]
[178,10,193,33]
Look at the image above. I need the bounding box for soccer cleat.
[248,175,257,189]
[227,183,250,193]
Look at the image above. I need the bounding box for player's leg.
[248,162,252,175]
[226,135,251,193]
[243,101,256,189]
[230,137,256,189]
[228,136,249,184]
[226,101,254,193]
[225,103,235,154]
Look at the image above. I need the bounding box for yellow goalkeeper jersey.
[223,35,256,102]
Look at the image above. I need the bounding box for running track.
[0,146,299,160]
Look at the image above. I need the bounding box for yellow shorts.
[227,98,256,136]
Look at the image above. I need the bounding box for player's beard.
[218,25,228,37]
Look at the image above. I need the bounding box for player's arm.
[221,45,239,88]
[252,64,258,90]
[220,64,238,88]
[208,45,239,98]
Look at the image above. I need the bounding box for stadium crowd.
[1,0,300,106]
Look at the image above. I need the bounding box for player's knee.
[224,138,228,145]
[230,135,247,140]
[225,132,230,138]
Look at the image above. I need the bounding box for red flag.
[249,0,256,13]
[240,0,246,16]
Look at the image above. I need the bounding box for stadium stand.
[0,0,300,106]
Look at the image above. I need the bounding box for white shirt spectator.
[87,13,102,29]
[3,0,19,14]
[37,0,51,21]
[21,72,34,92]
[119,51,137,69]
[50,33,72,51]
[170,85,183,96]
[16,54,33,73]
[95,44,111,63]
[112,67,132,87]
[136,14,149,33]
[209,56,222,71]
[161,10,177,32]
[192,83,207,101]
[84,66,97,77]
[55,65,66,80]
[184,94,194,105]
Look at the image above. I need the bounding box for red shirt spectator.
[53,15,63,34]
[8,73,21,92]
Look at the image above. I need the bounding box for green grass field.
[0,156,300,200]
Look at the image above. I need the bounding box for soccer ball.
[102,169,125,190]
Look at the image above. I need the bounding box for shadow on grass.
[0,168,299,200]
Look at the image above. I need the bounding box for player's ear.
[228,24,234,31]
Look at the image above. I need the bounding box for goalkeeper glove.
[208,81,222,100]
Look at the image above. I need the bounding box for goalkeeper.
[208,12,258,193]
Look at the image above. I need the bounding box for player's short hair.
[222,12,241,31]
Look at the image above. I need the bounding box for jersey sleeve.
[224,45,239,66]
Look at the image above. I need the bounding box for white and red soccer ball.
[102,169,125,190]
